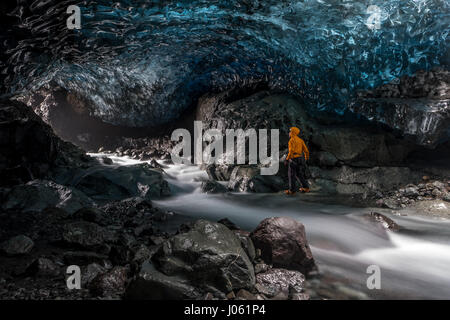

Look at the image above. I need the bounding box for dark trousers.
[288,157,309,192]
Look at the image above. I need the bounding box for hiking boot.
[299,188,310,193]
[284,190,296,195]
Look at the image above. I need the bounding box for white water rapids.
[91,153,450,299]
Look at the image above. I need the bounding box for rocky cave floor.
[1,68,450,300]
[0,142,448,300]
[0,195,318,300]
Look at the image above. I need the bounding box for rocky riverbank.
[0,199,318,300]
[373,178,450,219]
[0,98,320,300]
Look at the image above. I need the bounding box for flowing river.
[91,153,450,299]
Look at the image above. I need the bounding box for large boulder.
[74,163,170,201]
[250,217,316,275]
[2,180,94,213]
[152,219,255,293]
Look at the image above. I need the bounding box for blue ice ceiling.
[1,0,449,127]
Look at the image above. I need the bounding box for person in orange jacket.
[284,127,310,195]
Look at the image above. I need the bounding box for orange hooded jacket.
[286,127,309,160]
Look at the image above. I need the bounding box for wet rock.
[2,180,94,214]
[234,230,256,262]
[62,221,114,250]
[101,157,113,165]
[132,244,152,264]
[443,193,450,202]
[148,159,166,169]
[89,266,128,297]
[432,181,446,191]
[176,222,195,235]
[228,166,286,193]
[63,251,109,266]
[152,210,172,222]
[82,263,107,286]
[236,289,256,300]
[74,163,170,201]
[432,189,442,197]
[255,268,305,298]
[133,223,154,237]
[404,186,419,197]
[200,180,228,194]
[109,246,134,266]
[250,217,316,275]
[149,236,165,246]
[313,151,339,167]
[1,235,34,255]
[102,197,154,217]
[203,292,214,300]
[226,291,236,299]
[364,212,400,231]
[217,218,240,230]
[291,292,310,300]
[117,233,136,248]
[125,261,202,300]
[26,258,60,277]
[152,219,255,293]
[381,198,401,210]
[271,291,289,300]
[410,200,450,218]
[205,164,235,181]
[254,263,270,274]
[72,207,105,224]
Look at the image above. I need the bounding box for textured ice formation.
[1,0,449,138]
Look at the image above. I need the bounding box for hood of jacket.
[290,127,300,137]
